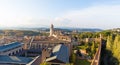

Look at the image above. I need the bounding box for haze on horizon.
[0,0,120,29]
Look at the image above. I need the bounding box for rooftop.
[0,55,33,64]
[46,44,69,63]
[0,42,24,52]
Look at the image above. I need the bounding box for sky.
[0,0,120,29]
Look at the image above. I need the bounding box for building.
[49,24,54,37]
[0,42,24,56]
[41,44,69,65]
[23,24,72,56]
[0,55,33,65]
[22,24,73,65]
[0,42,42,65]
[49,24,71,42]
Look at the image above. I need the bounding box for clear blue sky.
[0,0,120,29]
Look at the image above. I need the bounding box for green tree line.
[106,34,120,65]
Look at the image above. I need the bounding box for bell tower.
[49,24,54,36]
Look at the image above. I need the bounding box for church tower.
[49,24,54,36]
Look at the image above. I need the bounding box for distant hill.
[0,27,102,32]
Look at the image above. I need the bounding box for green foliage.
[69,53,76,63]
[106,34,120,65]
[113,35,120,59]
[91,42,96,54]
[66,63,73,65]
[40,62,50,65]
[85,42,98,59]
[76,49,82,57]
[106,35,114,51]
[73,32,100,40]
[74,59,90,65]
[40,33,49,36]
[77,46,87,50]
[100,30,111,37]
[2,30,40,36]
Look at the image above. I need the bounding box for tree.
[40,62,50,65]
[69,53,76,63]
[106,35,114,51]
[76,49,82,57]
[113,35,120,59]
[91,42,96,55]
